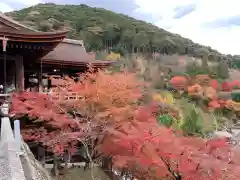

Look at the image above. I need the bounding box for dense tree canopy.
[6,3,238,60]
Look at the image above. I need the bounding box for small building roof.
[62,39,84,46]
[41,40,112,68]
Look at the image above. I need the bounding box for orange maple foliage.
[195,74,211,86]
[203,87,217,100]
[55,69,144,126]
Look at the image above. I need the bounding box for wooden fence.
[45,91,83,101]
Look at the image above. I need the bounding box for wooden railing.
[0,103,26,180]
[44,91,82,101]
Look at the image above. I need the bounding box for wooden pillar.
[24,73,29,91]
[8,62,16,91]
[15,56,24,92]
[37,71,41,92]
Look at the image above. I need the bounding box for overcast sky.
[0,0,239,55]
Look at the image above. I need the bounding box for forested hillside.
[6,3,239,61]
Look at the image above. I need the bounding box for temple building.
[0,12,111,93]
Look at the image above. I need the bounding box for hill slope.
[5,3,236,60]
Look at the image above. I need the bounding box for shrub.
[38,20,52,31]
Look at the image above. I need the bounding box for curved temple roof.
[0,12,112,68]
[0,12,67,42]
[0,12,38,32]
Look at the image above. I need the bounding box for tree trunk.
[102,156,118,179]
[63,151,69,169]
[52,155,59,177]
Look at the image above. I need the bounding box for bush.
[186,61,209,76]
[217,61,229,79]
[38,20,52,31]
[52,20,63,30]
[181,106,205,137]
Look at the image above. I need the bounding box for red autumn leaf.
[100,106,240,180]
[208,100,221,109]
[229,80,240,89]
[222,82,232,92]
[210,79,219,90]
[170,76,188,90]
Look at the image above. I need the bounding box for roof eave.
[0,12,40,32]
[0,31,68,42]
[40,59,112,67]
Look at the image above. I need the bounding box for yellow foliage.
[152,93,164,102]
[226,100,240,111]
[105,52,121,61]
[152,92,174,104]
[162,92,175,104]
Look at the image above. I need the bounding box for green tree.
[146,30,156,53]
[181,106,205,137]
[103,24,117,50]
[133,31,149,53]
[7,3,238,60]
[217,60,229,79]
[195,48,210,73]
[120,29,135,53]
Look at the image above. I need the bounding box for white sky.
[135,0,240,55]
[0,0,239,55]
[0,2,13,12]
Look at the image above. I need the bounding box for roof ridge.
[63,38,84,45]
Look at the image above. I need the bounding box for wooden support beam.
[8,63,16,91]
[37,71,43,92]
[15,56,24,92]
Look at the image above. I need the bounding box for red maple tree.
[99,105,240,180]
[10,92,80,154]
[52,70,145,164]
[11,69,143,156]
[10,69,240,179]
